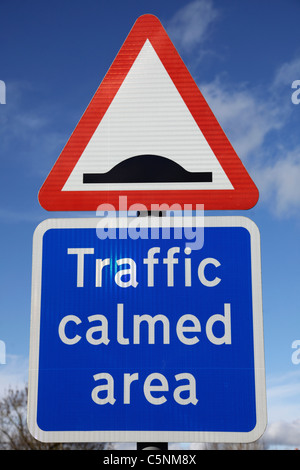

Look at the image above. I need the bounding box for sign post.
[28,216,266,444]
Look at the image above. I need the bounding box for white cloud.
[0,81,66,176]
[253,148,300,217]
[262,371,300,447]
[200,78,284,162]
[166,1,299,221]
[273,57,300,88]
[198,59,300,219]
[167,0,219,53]
[167,2,298,222]
[264,420,300,448]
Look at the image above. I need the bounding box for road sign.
[28,216,266,443]
[38,14,258,212]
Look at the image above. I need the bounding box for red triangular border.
[38,14,259,211]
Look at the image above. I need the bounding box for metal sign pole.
[137,442,168,451]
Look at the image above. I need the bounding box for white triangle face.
[62,40,233,192]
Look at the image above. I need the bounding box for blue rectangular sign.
[28,216,266,443]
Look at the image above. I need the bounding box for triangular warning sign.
[39,14,259,211]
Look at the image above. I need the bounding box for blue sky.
[0,0,300,449]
